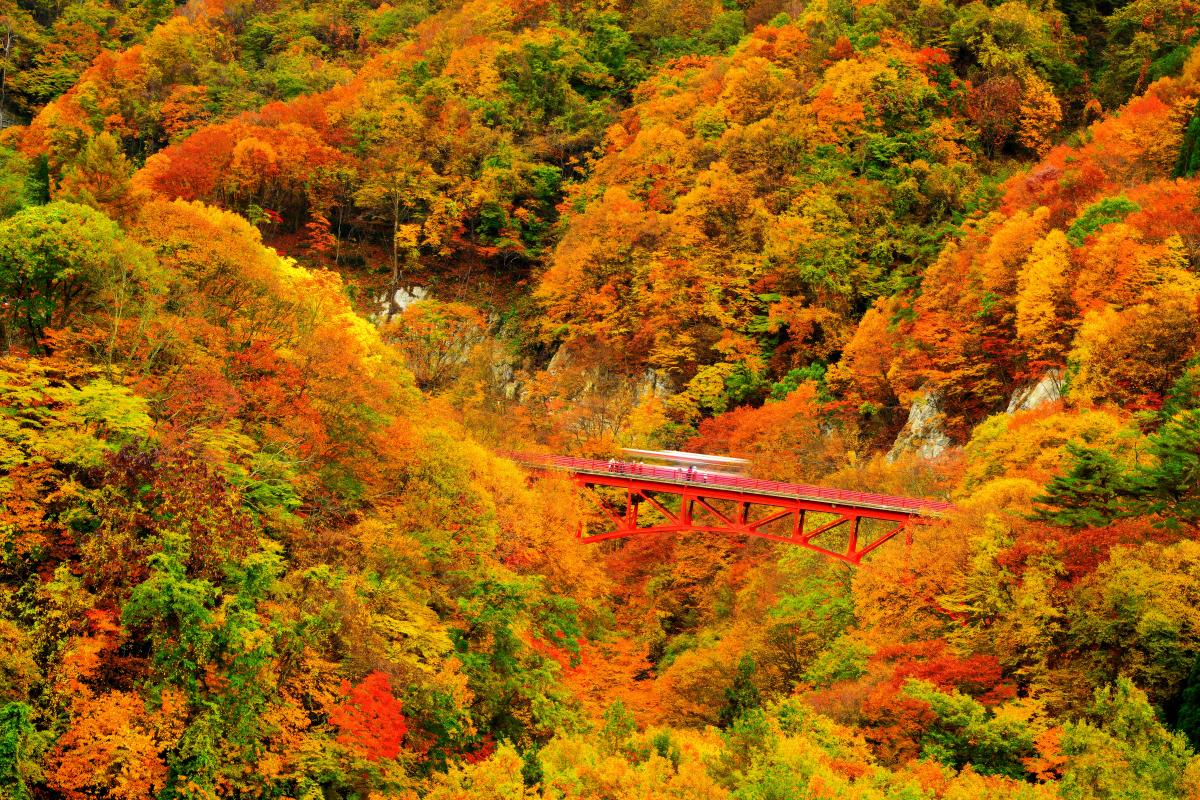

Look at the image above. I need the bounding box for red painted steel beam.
[568,475,915,564]
[501,451,953,565]
[573,472,919,523]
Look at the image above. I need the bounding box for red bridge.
[504,452,953,566]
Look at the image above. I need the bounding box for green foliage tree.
[0,201,151,352]
[1066,196,1140,247]
[1098,0,1200,107]
[1175,654,1200,751]
[1033,443,1133,528]
[1175,114,1200,177]
[1036,392,1200,532]
[903,679,1035,778]
[121,534,217,694]
[0,703,42,800]
[1067,539,1200,709]
[713,707,774,783]
[758,551,857,691]
[1060,678,1198,799]
[598,699,637,755]
[0,148,35,219]
[450,576,582,749]
[718,655,763,728]
[1134,409,1200,530]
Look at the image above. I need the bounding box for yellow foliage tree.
[1018,76,1062,156]
[1069,271,1200,405]
[979,207,1051,302]
[1015,229,1074,365]
[963,407,1135,490]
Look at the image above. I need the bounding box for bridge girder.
[572,474,918,565]
[502,452,949,566]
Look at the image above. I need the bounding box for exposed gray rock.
[547,342,574,376]
[375,285,428,320]
[634,368,676,402]
[489,346,523,400]
[1006,369,1063,413]
[887,391,952,462]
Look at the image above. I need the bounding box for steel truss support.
[572,475,919,565]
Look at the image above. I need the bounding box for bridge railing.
[499,451,953,516]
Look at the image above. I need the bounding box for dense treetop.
[1,0,1200,795]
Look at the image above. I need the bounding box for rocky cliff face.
[1007,369,1063,413]
[887,391,953,462]
[375,285,429,321]
[887,370,1065,462]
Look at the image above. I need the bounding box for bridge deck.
[504,452,953,517]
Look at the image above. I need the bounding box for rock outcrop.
[1006,369,1063,413]
[887,391,952,462]
[375,285,429,320]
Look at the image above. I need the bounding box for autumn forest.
[0,0,1199,794]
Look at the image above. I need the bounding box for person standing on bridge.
[686,466,695,481]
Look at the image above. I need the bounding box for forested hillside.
[2,0,1200,795]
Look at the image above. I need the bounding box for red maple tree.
[329,671,408,761]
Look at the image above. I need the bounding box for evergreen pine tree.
[1161,363,1200,417]
[1033,443,1133,528]
[0,703,41,800]
[1136,408,1200,530]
